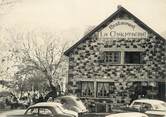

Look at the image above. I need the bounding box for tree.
[12,31,67,92]
[0,30,68,96]
[10,70,49,97]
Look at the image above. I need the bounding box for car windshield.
[154,102,166,110]
[61,97,77,106]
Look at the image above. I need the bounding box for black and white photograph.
[0,0,165,117]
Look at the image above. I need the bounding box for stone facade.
[68,34,165,81]
[65,7,166,111]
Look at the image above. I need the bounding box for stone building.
[64,6,166,112]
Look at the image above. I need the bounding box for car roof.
[133,99,165,104]
[57,95,77,99]
[30,102,62,108]
[107,112,148,117]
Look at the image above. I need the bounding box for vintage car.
[105,112,149,117]
[55,95,88,113]
[129,99,166,117]
[24,102,78,117]
[1,102,78,117]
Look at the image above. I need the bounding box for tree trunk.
[46,75,56,91]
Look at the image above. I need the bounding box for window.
[100,51,144,65]
[101,51,121,64]
[81,82,94,97]
[26,108,39,116]
[39,108,53,116]
[125,52,143,64]
[97,82,114,97]
[131,102,142,109]
[142,103,152,111]
[132,102,142,106]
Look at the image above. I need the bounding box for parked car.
[129,99,166,117]
[1,102,78,117]
[105,112,149,117]
[24,102,78,117]
[55,95,88,113]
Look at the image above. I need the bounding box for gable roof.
[64,6,166,56]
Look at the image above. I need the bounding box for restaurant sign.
[98,20,148,39]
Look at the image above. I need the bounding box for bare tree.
[0,0,21,15]
[0,30,68,97]
[12,32,67,92]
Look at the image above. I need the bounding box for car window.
[131,102,142,110]
[161,103,166,107]
[61,98,77,106]
[142,103,152,110]
[133,102,142,105]
[39,108,53,116]
[66,98,77,106]
[61,98,68,104]
[154,102,166,110]
[26,108,38,116]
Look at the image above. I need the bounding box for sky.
[0,0,166,89]
[0,0,166,43]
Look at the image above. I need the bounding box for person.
[32,94,38,104]
[11,96,18,109]
[5,96,11,107]
[84,98,88,107]
[38,94,44,102]
[45,88,57,101]
[47,97,54,102]
[27,93,32,107]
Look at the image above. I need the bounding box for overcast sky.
[0,0,166,41]
[0,0,165,82]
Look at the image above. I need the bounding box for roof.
[106,112,148,117]
[30,102,62,108]
[57,95,77,99]
[133,99,165,104]
[64,6,166,56]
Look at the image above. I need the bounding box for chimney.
[117,5,122,9]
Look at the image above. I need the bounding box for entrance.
[129,81,159,102]
[158,82,166,101]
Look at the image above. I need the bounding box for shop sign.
[98,20,148,39]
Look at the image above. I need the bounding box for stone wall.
[66,9,166,109]
[68,33,166,82]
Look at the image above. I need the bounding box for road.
[0,109,26,117]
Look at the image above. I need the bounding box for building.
[64,6,166,112]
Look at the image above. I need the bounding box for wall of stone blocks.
[68,33,166,82]
[67,20,166,104]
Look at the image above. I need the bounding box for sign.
[98,20,148,39]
